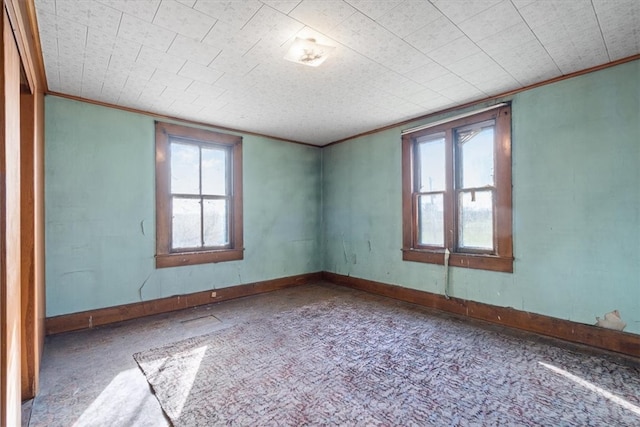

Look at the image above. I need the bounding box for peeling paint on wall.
[138,273,152,301]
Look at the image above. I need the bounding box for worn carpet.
[134,298,640,426]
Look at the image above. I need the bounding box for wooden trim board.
[45,272,322,335]
[322,272,640,359]
[2,9,25,424]
[20,90,36,400]
[46,270,640,359]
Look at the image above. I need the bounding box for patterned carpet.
[134,298,640,426]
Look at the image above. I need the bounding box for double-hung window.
[402,105,513,272]
[155,122,243,268]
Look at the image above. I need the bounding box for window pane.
[171,142,200,195]
[418,194,444,246]
[172,198,201,249]
[203,199,228,246]
[458,124,494,188]
[417,133,445,192]
[201,147,227,196]
[459,190,493,250]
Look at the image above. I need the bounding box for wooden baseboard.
[322,271,640,359]
[45,270,640,359]
[45,272,322,335]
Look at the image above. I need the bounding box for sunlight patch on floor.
[538,362,640,416]
[173,345,209,418]
[73,368,148,426]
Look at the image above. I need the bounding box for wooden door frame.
[1,7,24,425]
[2,2,46,421]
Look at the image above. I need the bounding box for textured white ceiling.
[34,0,640,146]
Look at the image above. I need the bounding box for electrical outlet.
[211,291,217,298]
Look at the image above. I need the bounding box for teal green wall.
[45,96,322,316]
[46,61,639,335]
[323,60,640,335]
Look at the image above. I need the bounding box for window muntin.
[402,105,512,273]
[156,122,243,268]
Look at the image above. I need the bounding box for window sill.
[156,248,244,268]
[402,248,513,273]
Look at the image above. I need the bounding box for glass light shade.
[284,37,335,67]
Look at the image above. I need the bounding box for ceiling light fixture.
[284,37,335,67]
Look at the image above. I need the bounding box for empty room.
[2,0,639,426]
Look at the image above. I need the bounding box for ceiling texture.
[34,0,639,146]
